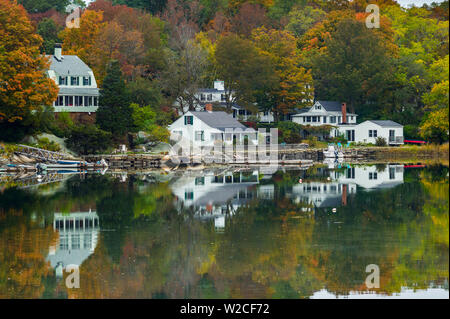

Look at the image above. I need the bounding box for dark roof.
[191,111,249,131]
[46,55,93,76]
[367,120,403,127]
[316,101,342,112]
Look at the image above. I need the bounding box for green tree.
[285,6,326,38]
[112,0,167,14]
[37,18,62,55]
[308,17,397,115]
[96,60,133,138]
[17,0,70,13]
[215,33,277,112]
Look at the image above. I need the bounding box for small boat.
[323,145,344,159]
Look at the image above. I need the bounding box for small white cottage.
[169,109,258,148]
[336,120,404,145]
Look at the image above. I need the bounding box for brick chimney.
[341,102,347,124]
[205,103,213,113]
[54,43,62,61]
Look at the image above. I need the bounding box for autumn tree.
[230,3,268,37]
[161,41,210,113]
[215,33,277,112]
[0,0,58,141]
[252,27,314,119]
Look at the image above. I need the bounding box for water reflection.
[0,163,448,298]
[47,210,99,278]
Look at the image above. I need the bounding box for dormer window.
[71,76,79,86]
[58,76,67,85]
[83,76,91,86]
[316,105,321,110]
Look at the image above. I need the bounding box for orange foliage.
[0,0,58,123]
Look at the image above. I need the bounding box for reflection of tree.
[0,211,57,298]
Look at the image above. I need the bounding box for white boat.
[323,145,344,159]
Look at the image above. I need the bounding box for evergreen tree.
[96,60,133,138]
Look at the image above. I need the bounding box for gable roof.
[190,111,249,131]
[316,101,343,112]
[46,55,93,76]
[366,120,403,127]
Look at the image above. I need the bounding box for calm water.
[0,163,448,299]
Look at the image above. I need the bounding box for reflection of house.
[47,211,99,277]
[288,164,404,211]
[336,164,404,190]
[170,170,260,229]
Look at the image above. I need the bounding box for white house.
[46,44,99,113]
[175,80,278,123]
[292,101,358,126]
[291,101,404,145]
[168,109,258,148]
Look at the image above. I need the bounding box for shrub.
[66,124,113,155]
[36,137,61,152]
[375,137,387,146]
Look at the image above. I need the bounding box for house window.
[330,116,336,123]
[65,96,73,106]
[58,76,67,85]
[369,172,378,180]
[239,110,245,115]
[369,130,378,138]
[312,116,317,122]
[84,96,93,106]
[323,116,327,123]
[200,94,205,101]
[263,111,269,116]
[316,105,321,110]
[306,116,311,123]
[55,96,64,106]
[207,94,212,101]
[74,96,83,106]
[184,115,193,125]
[221,94,226,102]
[338,116,341,123]
[389,167,395,180]
[71,76,79,86]
[195,131,205,141]
[83,76,91,86]
[185,191,194,200]
[93,97,98,106]
[351,116,354,121]
[195,177,205,185]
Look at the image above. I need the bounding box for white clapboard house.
[46,44,100,113]
[291,101,404,145]
[169,106,258,148]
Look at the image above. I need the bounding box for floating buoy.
[299,178,302,183]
